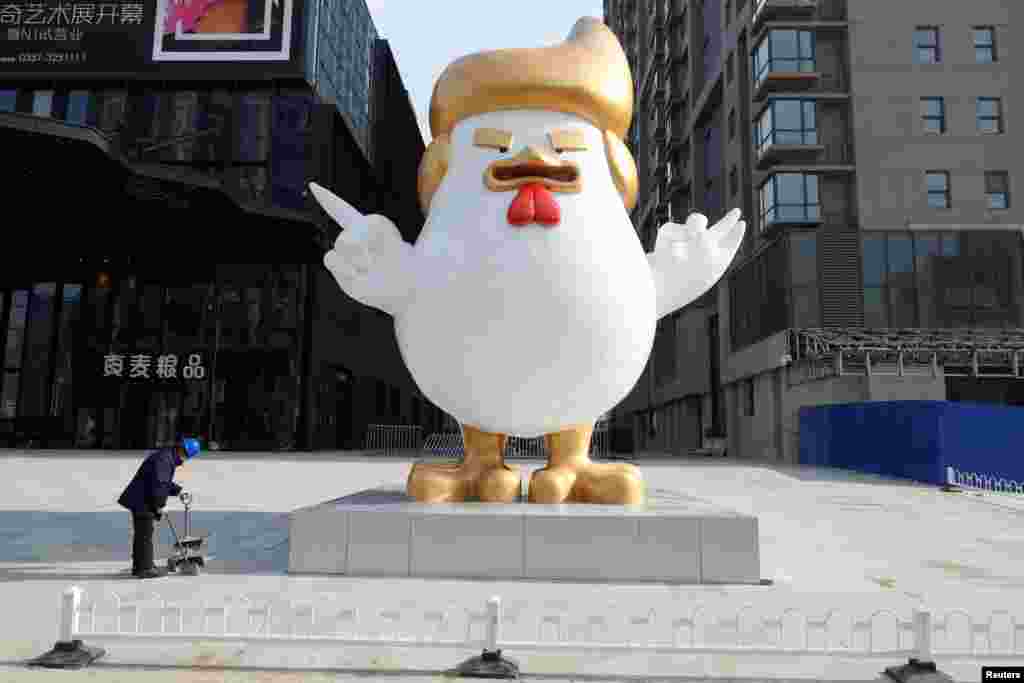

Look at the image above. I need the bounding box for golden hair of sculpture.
[416,17,638,215]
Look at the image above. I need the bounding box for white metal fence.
[364,424,423,455]
[946,466,1024,495]
[57,587,1024,664]
[420,423,610,460]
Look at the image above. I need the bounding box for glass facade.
[3,87,316,211]
[752,30,815,88]
[0,265,308,449]
[305,0,377,154]
[862,231,1023,329]
[729,238,789,349]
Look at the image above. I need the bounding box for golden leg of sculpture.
[407,425,522,503]
[528,423,645,504]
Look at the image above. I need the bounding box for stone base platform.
[288,485,760,583]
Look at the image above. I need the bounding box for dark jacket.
[118,448,182,517]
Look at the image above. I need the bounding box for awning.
[789,328,1024,379]
[0,112,322,267]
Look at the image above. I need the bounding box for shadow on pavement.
[0,511,291,579]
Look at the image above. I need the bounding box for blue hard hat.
[181,437,201,459]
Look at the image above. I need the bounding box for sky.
[363,0,606,143]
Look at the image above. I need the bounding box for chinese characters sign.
[0,1,152,72]
[0,0,300,77]
[102,351,207,382]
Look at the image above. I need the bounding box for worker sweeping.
[117,437,200,579]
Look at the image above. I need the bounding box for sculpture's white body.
[312,110,745,439]
[398,111,655,437]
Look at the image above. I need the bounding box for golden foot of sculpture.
[407,425,521,503]
[528,423,645,505]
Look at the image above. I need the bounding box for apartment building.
[604,0,1023,459]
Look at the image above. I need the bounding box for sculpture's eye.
[473,128,513,154]
[548,130,588,154]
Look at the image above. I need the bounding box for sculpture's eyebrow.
[548,129,588,151]
[473,128,513,150]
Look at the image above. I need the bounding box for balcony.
[758,172,823,235]
[752,0,818,31]
[756,141,824,169]
[753,64,820,98]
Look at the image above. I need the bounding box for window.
[752,30,815,86]
[920,97,945,134]
[759,173,820,227]
[32,90,54,118]
[914,26,940,64]
[754,99,817,156]
[973,26,996,63]
[926,171,950,208]
[66,91,91,125]
[0,90,15,113]
[729,165,739,196]
[728,108,736,139]
[744,378,755,416]
[790,231,821,327]
[726,52,735,84]
[985,171,1009,209]
[976,97,1003,134]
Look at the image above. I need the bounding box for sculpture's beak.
[484,146,582,194]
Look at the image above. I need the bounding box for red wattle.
[531,184,561,227]
[507,185,535,226]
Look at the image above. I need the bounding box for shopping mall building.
[0,0,439,450]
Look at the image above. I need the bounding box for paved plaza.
[0,449,1022,681]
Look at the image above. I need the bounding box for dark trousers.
[131,512,156,573]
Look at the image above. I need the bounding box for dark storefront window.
[2,291,28,418]
[271,94,315,211]
[862,231,1021,329]
[19,284,57,417]
[51,285,82,429]
[233,92,272,205]
[93,91,129,135]
[0,90,16,113]
[66,91,91,126]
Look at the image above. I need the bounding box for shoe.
[133,567,167,579]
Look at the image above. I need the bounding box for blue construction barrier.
[799,401,1024,486]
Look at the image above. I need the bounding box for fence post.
[883,608,952,683]
[485,596,500,652]
[28,586,106,670]
[456,596,518,679]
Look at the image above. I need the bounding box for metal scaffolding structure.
[788,328,1024,379]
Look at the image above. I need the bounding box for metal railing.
[947,467,1024,496]
[56,588,1024,665]
[420,424,610,460]
[364,424,423,455]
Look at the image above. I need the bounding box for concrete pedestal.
[288,485,760,584]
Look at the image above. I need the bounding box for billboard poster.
[0,0,301,77]
[154,0,294,62]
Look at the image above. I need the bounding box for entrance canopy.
[0,112,321,273]
[789,328,1024,379]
